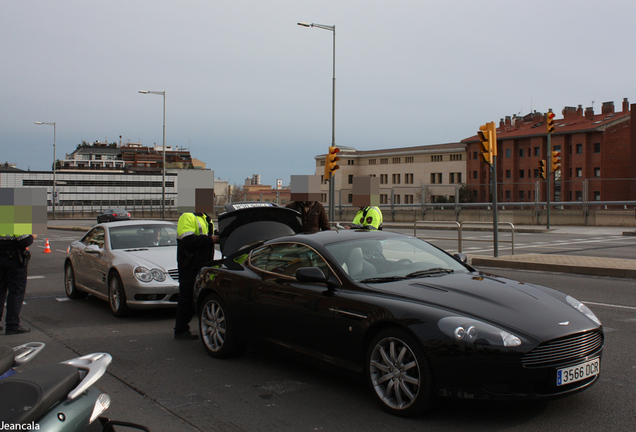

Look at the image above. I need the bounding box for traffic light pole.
[546,133,551,229]
[491,155,499,257]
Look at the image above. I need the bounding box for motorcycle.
[0,343,150,431]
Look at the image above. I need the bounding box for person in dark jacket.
[285,200,329,233]
[0,233,36,335]
[286,174,330,233]
[174,212,218,340]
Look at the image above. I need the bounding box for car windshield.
[109,224,177,250]
[324,236,468,283]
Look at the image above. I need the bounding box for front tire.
[64,262,87,299]
[366,328,433,417]
[108,272,129,317]
[198,293,244,358]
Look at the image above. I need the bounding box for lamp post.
[298,21,337,221]
[139,90,166,219]
[35,121,57,219]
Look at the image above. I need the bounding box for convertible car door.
[81,227,108,293]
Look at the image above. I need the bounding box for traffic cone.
[43,239,51,253]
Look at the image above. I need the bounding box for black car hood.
[368,272,598,341]
[218,203,302,257]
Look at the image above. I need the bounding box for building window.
[392,157,401,164]
[519,170,525,179]
[576,191,582,201]
[392,174,401,184]
[519,148,524,157]
[380,194,388,204]
[519,190,525,200]
[505,190,511,199]
[505,149,511,158]
[348,175,353,184]
[534,147,540,156]
[473,170,478,180]
[369,159,376,165]
[347,194,353,203]
[576,168,583,177]
[380,158,388,164]
[594,167,601,177]
[430,173,442,184]
[576,144,583,154]
[594,191,600,200]
[450,154,463,161]
[594,143,601,153]
[394,195,401,204]
[405,195,414,204]
[449,173,455,184]
[405,156,414,163]
[405,173,414,184]
[321,193,327,202]
[380,174,388,184]
[347,160,355,165]
[505,170,511,179]
[432,155,443,162]
[473,151,478,160]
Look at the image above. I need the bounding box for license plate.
[556,358,600,386]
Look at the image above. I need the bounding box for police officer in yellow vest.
[345,176,383,230]
[175,212,218,340]
[350,205,383,230]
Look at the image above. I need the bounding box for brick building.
[464,98,636,203]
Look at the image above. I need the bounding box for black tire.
[108,272,129,317]
[198,293,244,358]
[64,262,87,299]
[366,328,433,417]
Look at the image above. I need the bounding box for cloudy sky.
[2,1,634,186]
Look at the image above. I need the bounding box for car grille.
[522,330,603,368]
[168,269,179,281]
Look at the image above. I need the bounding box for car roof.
[264,228,403,248]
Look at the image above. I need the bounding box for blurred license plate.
[556,358,600,386]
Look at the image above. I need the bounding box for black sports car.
[194,203,603,417]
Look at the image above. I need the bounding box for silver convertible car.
[64,220,182,317]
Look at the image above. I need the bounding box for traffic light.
[546,111,556,134]
[324,146,340,178]
[539,159,547,179]
[551,150,561,172]
[477,122,496,165]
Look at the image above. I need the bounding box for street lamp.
[139,90,166,219]
[35,121,57,219]
[297,21,337,221]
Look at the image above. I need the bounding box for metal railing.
[414,220,515,255]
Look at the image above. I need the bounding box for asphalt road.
[5,230,635,431]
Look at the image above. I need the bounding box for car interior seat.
[344,247,376,278]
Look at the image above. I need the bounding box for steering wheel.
[391,258,413,270]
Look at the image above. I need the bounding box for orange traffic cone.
[43,239,51,253]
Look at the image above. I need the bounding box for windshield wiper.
[359,276,408,283]
[405,268,454,278]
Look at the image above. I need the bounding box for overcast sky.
[2,1,634,186]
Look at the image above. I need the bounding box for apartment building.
[464,98,636,202]
[316,143,467,206]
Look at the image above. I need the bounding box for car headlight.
[566,296,601,326]
[134,266,166,282]
[438,316,522,347]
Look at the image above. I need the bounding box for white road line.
[27,276,45,280]
[585,301,636,311]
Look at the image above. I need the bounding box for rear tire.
[108,272,129,317]
[366,328,433,417]
[64,262,87,299]
[198,293,244,358]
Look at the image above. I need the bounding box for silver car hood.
[116,247,178,270]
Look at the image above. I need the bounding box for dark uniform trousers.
[0,257,28,329]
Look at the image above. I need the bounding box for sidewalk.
[470,254,636,279]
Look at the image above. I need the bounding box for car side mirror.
[295,267,328,283]
[453,253,467,264]
[85,245,102,255]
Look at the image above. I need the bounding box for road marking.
[27,275,45,280]
[584,301,636,311]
